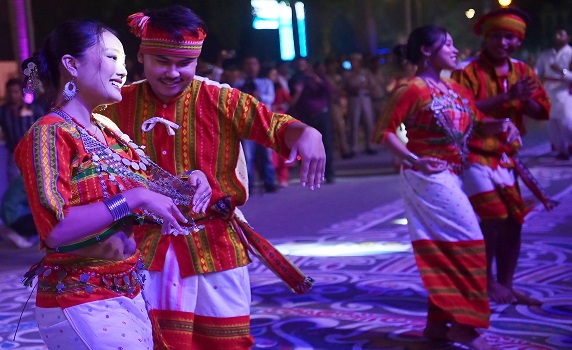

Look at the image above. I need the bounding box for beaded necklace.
[52,108,150,196]
[420,78,474,165]
[51,108,202,233]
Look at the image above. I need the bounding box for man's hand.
[507,77,538,101]
[185,170,211,214]
[284,124,326,190]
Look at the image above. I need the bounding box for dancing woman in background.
[16,20,209,349]
[373,25,517,350]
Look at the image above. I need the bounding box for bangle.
[103,194,131,221]
[403,153,419,167]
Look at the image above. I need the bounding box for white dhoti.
[142,244,251,316]
[141,244,253,349]
[399,168,490,328]
[36,294,153,350]
[400,168,482,242]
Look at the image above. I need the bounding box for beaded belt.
[24,252,145,298]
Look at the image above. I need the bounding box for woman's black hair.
[22,20,116,94]
[142,5,207,42]
[405,25,448,65]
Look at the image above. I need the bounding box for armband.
[103,194,131,221]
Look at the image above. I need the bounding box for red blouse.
[14,114,147,250]
[373,77,482,169]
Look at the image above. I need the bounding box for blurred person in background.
[0,78,45,248]
[235,55,278,193]
[368,54,390,120]
[343,53,377,155]
[324,56,352,159]
[266,65,293,187]
[289,57,336,183]
[0,78,46,182]
[536,27,572,160]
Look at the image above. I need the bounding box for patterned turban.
[474,11,527,40]
[127,12,206,58]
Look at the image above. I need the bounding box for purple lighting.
[13,0,30,62]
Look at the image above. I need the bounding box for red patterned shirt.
[104,77,297,277]
[452,53,550,168]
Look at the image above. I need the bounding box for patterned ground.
[247,158,572,350]
[0,155,571,349]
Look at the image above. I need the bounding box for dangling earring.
[23,62,40,94]
[63,77,78,100]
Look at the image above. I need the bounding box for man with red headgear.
[452,8,550,306]
[104,5,324,349]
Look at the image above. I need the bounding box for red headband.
[474,13,527,40]
[128,12,206,58]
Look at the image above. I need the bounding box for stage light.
[465,9,476,19]
[274,241,411,257]
[392,218,408,226]
[294,2,307,57]
[278,1,295,61]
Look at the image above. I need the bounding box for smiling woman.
[370,25,516,350]
[14,19,211,349]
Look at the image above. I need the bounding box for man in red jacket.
[105,5,325,349]
[452,8,550,306]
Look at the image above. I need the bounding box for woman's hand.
[123,188,187,234]
[186,170,211,214]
